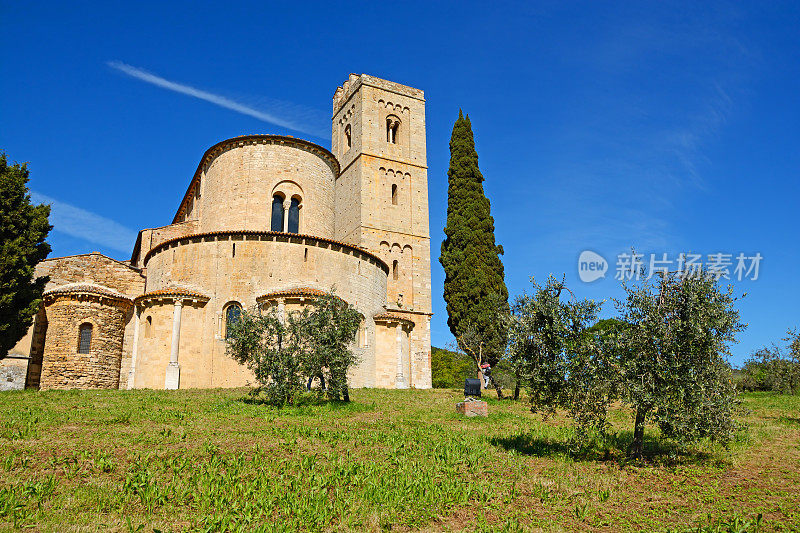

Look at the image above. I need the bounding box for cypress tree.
[440,112,509,375]
[0,153,51,358]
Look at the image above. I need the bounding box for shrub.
[740,330,800,394]
[226,292,361,405]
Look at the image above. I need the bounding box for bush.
[739,330,800,394]
[226,293,362,405]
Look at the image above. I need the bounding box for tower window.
[386,116,400,144]
[145,316,152,338]
[288,198,300,234]
[271,195,284,232]
[225,303,242,339]
[391,184,398,205]
[392,260,399,281]
[344,124,352,149]
[78,323,92,354]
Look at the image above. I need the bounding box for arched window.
[271,195,284,232]
[288,198,300,234]
[144,316,152,338]
[344,124,352,149]
[392,260,399,281]
[78,323,92,354]
[386,116,400,144]
[225,303,242,339]
[391,184,398,205]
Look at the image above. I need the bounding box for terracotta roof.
[373,311,416,325]
[44,282,131,301]
[134,288,210,303]
[142,230,388,270]
[256,287,329,300]
[173,134,340,224]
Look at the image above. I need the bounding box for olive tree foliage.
[226,293,362,406]
[509,276,614,438]
[740,329,800,394]
[616,271,745,458]
[510,272,745,458]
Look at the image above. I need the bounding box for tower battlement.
[333,74,425,116]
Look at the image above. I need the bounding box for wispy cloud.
[31,192,136,253]
[107,60,326,138]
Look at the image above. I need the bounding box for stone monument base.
[456,400,488,417]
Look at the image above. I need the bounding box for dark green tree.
[440,111,509,396]
[0,153,51,358]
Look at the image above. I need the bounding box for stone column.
[277,298,286,323]
[395,323,408,389]
[408,329,414,389]
[127,306,140,390]
[164,299,183,390]
[282,200,291,232]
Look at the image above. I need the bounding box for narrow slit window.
[145,316,152,338]
[232,243,236,257]
[288,198,300,234]
[78,323,92,354]
[271,195,284,232]
[392,260,399,281]
[345,124,352,149]
[391,184,398,205]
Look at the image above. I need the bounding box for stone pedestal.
[164,362,180,390]
[456,400,488,417]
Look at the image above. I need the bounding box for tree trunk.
[489,375,504,399]
[627,406,648,459]
[343,385,350,403]
[513,382,520,401]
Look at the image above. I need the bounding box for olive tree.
[509,276,614,438]
[226,293,362,405]
[616,271,745,458]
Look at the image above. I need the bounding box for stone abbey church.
[6,74,433,391]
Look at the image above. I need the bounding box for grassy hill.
[0,388,797,531]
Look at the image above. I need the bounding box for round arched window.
[78,323,93,354]
[225,303,242,338]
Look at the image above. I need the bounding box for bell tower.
[332,74,432,388]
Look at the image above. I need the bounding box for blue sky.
[2,1,798,365]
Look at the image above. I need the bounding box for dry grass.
[0,388,797,532]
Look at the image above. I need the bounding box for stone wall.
[178,139,338,239]
[39,296,130,390]
[0,356,29,391]
[132,220,199,267]
[8,253,145,389]
[135,233,388,388]
[34,253,145,297]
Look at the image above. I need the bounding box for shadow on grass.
[236,395,376,416]
[490,431,720,465]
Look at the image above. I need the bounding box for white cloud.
[107,61,326,138]
[31,192,136,253]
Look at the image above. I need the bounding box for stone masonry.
[8,73,433,391]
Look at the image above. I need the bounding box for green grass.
[0,389,797,532]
